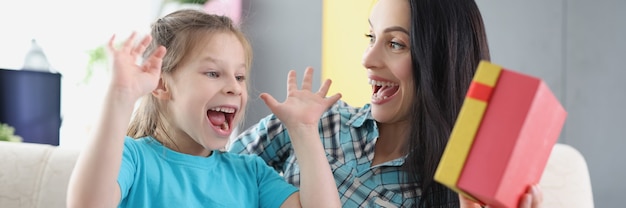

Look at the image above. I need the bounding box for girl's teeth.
[210,107,235,113]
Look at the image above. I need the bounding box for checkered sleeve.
[229,114,293,172]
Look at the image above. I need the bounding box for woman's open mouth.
[369,78,399,104]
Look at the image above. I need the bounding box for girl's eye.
[390,41,406,50]
[205,71,219,78]
[236,75,246,82]
[364,33,375,45]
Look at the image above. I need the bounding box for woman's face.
[362,0,414,124]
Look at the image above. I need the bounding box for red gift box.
[435,61,567,208]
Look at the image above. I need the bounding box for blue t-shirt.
[117,136,298,208]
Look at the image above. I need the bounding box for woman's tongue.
[373,85,399,100]
[207,111,229,131]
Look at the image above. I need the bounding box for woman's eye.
[205,72,219,78]
[236,75,246,82]
[390,41,405,50]
[364,33,375,44]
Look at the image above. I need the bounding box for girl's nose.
[223,77,243,95]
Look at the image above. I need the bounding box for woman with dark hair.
[230,0,542,207]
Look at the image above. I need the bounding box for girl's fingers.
[151,46,167,61]
[287,70,297,92]
[259,93,279,110]
[301,67,314,91]
[317,79,332,97]
[325,93,342,105]
[121,32,137,53]
[144,46,166,73]
[107,34,117,52]
[132,35,152,56]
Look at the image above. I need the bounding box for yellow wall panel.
[322,0,376,107]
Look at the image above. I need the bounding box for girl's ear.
[152,77,171,100]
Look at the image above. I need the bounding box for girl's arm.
[66,33,166,208]
[259,67,341,208]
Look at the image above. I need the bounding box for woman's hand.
[107,32,166,102]
[459,184,543,208]
[259,67,341,130]
[518,184,543,208]
[459,194,483,208]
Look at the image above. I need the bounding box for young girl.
[66,9,341,208]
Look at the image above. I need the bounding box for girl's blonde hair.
[127,9,252,141]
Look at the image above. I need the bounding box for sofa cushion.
[540,143,595,208]
[0,141,79,208]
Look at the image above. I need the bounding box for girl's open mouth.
[207,106,237,136]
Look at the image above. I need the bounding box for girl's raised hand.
[260,67,342,129]
[107,32,166,101]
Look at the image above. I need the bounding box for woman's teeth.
[368,79,399,87]
[369,79,399,102]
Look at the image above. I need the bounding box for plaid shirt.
[229,100,419,207]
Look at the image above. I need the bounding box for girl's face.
[362,0,414,124]
[163,32,248,154]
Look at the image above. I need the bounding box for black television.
[0,69,61,145]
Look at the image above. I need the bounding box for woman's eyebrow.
[367,20,409,35]
[383,26,409,35]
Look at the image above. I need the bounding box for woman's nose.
[362,41,382,70]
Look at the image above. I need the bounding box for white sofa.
[0,141,79,208]
[540,144,595,208]
[0,141,594,208]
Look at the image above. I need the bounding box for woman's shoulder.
[321,100,373,127]
[325,99,370,116]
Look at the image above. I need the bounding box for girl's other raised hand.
[259,67,342,129]
[107,32,167,102]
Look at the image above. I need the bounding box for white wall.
[0,0,158,148]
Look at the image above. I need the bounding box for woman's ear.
[152,77,171,100]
